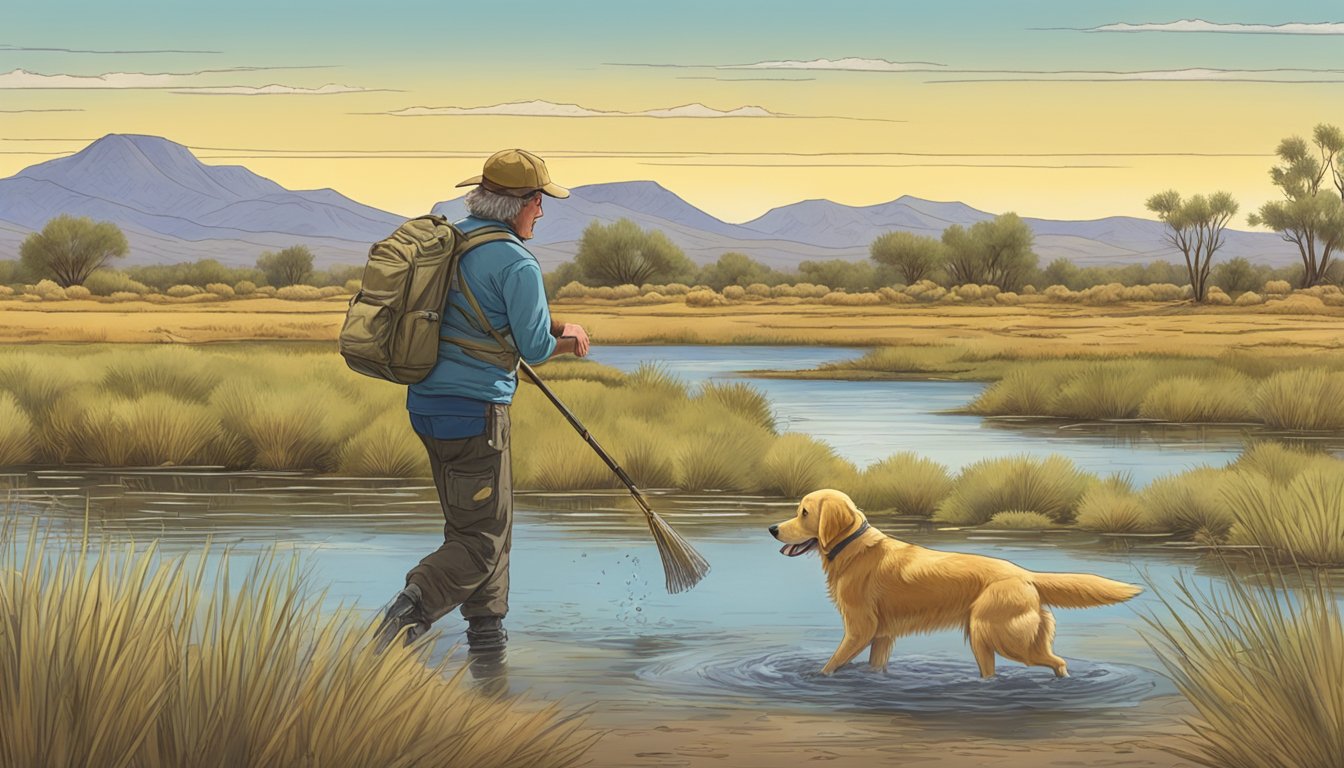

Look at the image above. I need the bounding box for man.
[377,149,590,665]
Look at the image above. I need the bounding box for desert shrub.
[1262,279,1292,295]
[877,286,913,304]
[63,285,92,300]
[661,283,691,296]
[934,455,1092,526]
[254,285,276,297]
[994,291,1020,305]
[343,278,361,294]
[206,282,236,297]
[1075,474,1156,533]
[722,285,746,300]
[1122,285,1155,301]
[276,285,324,301]
[1234,290,1263,306]
[632,291,668,304]
[849,452,952,515]
[27,280,68,300]
[685,289,725,307]
[1043,284,1074,301]
[611,284,640,299]
[1021,284,1037,294]
[166,284,202,298]
[822,291,882,306]
[1149,283,1185,301]
[107,291,141,303]
[791,282,830,299]
[984,511,1055,529]
[1261,294,1330,315]
[0,286,13,297]
[745,283,772,298]
[1204,287,1233,306]
[319,286,345,298]
[18,294,42,303]
[955,284,983,300]
[1142,467,1235,539]
[235,280,258,296]
[82,270,150,295]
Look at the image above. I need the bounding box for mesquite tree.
[1146,190,1238,302]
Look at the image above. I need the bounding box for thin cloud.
[1057,19,1344,35]
[929,67,1344,83]
[0,108,83,113]
[373,99,900,122]
[0,67,371,93]
[722,57,947,71]
[378,100,778,118]
[0,43,222,53]
[176,84,390,95]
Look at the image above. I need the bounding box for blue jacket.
[406,216,556,435]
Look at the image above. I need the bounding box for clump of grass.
[934,454,1092,526]
[606,424,679,489]
[0,521,595,767]
[337,411,429,478]
[1141,564,1344,768]
[0,392,34,466]
[1052,362,1160,419]
[213,380,361,471]
[533,359,627,387]
[697,381,776,433]
[1075,474,1158,533]
[966,367,1061,415]
[80,394,220,467]
[1138,374,1258,422]
[1224,466,1344,565]
[1142,467,1236,539]
[99,346,223,403]
[984,511,1056,529]
[675,426,772,492]
[758,434,855,498]
[849,452,952,516]
[1255,369,1344,430]
[1230,440,1335,485]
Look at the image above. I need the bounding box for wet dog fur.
[770,489,1142,678]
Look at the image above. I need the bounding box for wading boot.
[465,616,509,696]
[375,583,429,651]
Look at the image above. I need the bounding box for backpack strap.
[443,225,525,370]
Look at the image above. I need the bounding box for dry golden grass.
[1142,563,1344,768]
[0,514,596,768]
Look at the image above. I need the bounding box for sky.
[1,0,1342,224]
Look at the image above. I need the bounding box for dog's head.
[769,489,865,558]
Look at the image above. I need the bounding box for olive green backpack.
[339,215,521,383]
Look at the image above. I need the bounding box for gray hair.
[464,187,531,223]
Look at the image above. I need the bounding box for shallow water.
[3,468,1250,725]
[587,345,1339,485]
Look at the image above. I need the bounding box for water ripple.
[637,648,1174,713]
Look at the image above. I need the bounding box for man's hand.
[560,323,590,357]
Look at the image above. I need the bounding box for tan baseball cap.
[456,148,570,199]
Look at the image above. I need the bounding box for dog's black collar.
[825,521,871,561]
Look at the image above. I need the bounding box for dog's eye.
[801,508,808,518]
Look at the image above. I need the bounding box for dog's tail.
[1032,572,1142,608]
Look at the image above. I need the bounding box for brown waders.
[407,403,513,625]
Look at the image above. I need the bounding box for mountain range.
[0,134,1290,272]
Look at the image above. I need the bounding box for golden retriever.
[770,489,1142,678]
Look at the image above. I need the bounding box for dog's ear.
[817,492,858,551]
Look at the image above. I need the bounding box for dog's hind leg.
[868,635,895,672]
[1026,608,1068,677]
[969,579,1040,679]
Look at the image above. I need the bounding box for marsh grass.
[758,434,857,498]
[984,511,1056,529]
[338,411,430,478]
[1138,374,1258,422]
[1255,369,1344,430]
[848,452,952,516]
[1224,466,1344,565]
[81,394,220,467]
[934,455,1091,526]
[1075,474,1158,533]
[697,381,776,433]
[0,516,595,768]
[1141,468,1235,539]
[1141,563,1344,768]
[0,392,34,466]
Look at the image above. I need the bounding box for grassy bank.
[0,512,595,767]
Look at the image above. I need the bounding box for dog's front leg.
[820,617,876,675]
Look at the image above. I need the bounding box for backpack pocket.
[395,307,442,376]
[339,292,395,366]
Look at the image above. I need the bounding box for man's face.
[513,193,544,240]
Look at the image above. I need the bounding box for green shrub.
[167,284,202,297]
[205,282,236,297]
